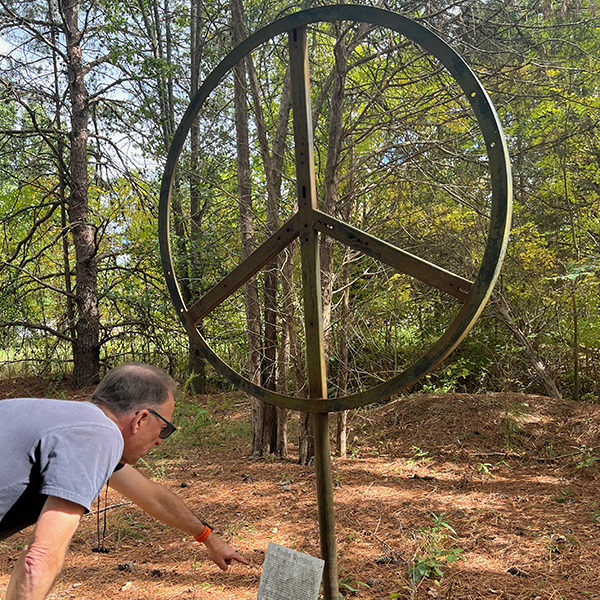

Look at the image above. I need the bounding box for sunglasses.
[148,409,177,440]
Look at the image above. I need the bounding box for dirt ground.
[1,378,599,600]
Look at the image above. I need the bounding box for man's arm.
[6,496,85,600]
[109,464,249,571]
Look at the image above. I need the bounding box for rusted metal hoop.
[159,5,512,413]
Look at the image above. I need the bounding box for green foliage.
[338,576,369,598]
[407,513,465,584]
[502,415,524,450]
[406,446,433,465]
[575,450,599,471]
[148,392,251,459]
[552,489,573,503]
[476,462,493,476]
[421,358,478,393]
[2,0,600,403]
[501,403,530,450]
[137,458,166,480]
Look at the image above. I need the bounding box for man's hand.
[6,496,84,600]
[203,533,250,571]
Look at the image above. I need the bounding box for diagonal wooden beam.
[313,209,472,301]
[186,213,301,323]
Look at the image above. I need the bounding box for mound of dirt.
[374,391,600,459]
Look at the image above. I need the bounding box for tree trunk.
[246,38,277,417]
[238,0,294,456]
[319,32,348,354]
[336,155,355,457]
[63,0,100,388]
[51,7,76,353]
[282,240,311,463]
[563,150,580,402]
[278,244,302,460]
[269,73,293,457]
[231,0,263,453]
[188,0,207,393]
[336,250,351,456]
[571,286,579,401]
[298,411,314,466]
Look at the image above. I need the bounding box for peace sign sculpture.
[159,6,512,599]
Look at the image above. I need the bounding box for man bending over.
[0,362,249,599]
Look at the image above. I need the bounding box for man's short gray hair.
[91,363,179,414]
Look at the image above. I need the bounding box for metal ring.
[159,5,512,413]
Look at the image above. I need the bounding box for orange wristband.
[194,522,213,544]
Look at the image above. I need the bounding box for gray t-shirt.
[0,398,123,540]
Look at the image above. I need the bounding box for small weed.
[224,520,255,537]
[206,393,236,412]
[581,390,599,403]
[544,444,558,457]
[181,371,197,394]
[338,576,369,595]
[138,457,166,480]
[0,541,26,552]
[501,402,530,450]
[502,415,523,450]
[409,548,464,583]
[456,433,469,446]
[407,446,432,465]
[545,534,560,554]
[260,452,280,463]
[375,439,389,458]
[348,446,360,459]
[407,513,464,584]
[576,452,599,470]
[476,462,493,476]
[178,403,212,432]
[552,489,573,503]
[115,520,148,550]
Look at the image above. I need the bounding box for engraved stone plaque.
[257,542,325,600]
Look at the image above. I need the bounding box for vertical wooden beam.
[289,26,339,600]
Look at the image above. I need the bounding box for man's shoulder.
[2,398,119,438]
[2,397,102,414]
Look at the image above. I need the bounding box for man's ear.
[131,410,148,434]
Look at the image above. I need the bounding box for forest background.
[1,0,600,457]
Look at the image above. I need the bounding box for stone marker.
[257,542,325,600]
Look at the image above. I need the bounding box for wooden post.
[289,25,340,600]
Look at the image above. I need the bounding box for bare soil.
[1,378,599,600]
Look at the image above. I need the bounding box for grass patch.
[148,392,252,462]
